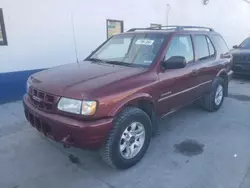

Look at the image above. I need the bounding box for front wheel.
[201,77,225,112]
[100,107,152,169]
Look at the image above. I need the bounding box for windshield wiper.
[87,58,106,64]
[105,60,141,67]
[88,59,146,68]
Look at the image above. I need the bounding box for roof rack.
[127,25,214,32]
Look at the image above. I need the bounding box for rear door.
[191,34,218,97]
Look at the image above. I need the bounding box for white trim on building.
[0,0,250,73]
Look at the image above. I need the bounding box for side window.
[206,37,216,57]
[193,35,210,60]
[165,35,194,63]
[211,35,229,55]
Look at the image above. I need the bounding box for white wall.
[0,0,250,73]
[161,0,250,47]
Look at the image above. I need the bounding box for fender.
[216,68,227,77]
[216,68,229,96]
[108,93,154,117]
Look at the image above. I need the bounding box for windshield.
[239,37,250,49]
[88,34,166,67]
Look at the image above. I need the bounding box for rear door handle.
[192,69,198,75]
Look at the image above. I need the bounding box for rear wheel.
[214,84,224,106]
[100,107,152,169]
[201,77,225,112]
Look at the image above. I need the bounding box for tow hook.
[62,135,73,148]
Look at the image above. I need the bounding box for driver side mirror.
[163,56,186,69]
[233,45,238,49]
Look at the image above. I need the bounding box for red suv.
[23,26,233,169]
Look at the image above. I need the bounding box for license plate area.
[25,109,51,135]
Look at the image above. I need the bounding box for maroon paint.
[23,30,232,150]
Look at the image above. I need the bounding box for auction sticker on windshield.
[136,39,154,45]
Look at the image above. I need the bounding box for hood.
[29,61,145,99]
[230,48,250,56]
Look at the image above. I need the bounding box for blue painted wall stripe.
[0,69,45,104]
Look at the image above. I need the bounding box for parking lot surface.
[1,77,250,188]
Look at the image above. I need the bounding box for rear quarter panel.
[209,33,232,79]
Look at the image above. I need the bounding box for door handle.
[192,69,198,75]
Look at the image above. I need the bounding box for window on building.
[106,19,124,39]
[193,35,210,60]
[165,35,194,63]
[0,8,7,45]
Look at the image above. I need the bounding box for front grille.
[28,87,57,111]
[233,55,250,63]
[233,64,250,72]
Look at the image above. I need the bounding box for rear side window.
[206,37,216,57]
[193,35,210,60]
[211,35,229,55]
[165,35,194,63]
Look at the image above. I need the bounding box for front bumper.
[232,64,250,75]
[23,94,113,149]
[227,70,233,81]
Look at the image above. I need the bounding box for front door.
[156,34,198,116]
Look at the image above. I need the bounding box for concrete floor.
[1,77,250,188]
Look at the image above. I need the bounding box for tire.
[201,77,225,112]
[100,107,152,169]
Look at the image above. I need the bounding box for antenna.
[70,12,79,63]
[166,4,171,26]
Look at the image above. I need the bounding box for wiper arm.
[88,59,146,68]
[87,58,106,63]
[105,60,137,67]
[87,58,132,67]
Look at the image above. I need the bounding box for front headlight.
[81,101,97,115]
[57,97,97,115]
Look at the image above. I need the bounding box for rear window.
[211,35,229,55]
[193,35,210,60]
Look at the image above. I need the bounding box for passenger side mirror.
[163,56,186,69]
[233,45,238,49]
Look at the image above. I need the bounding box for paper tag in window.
[136,39,154,45]
[144,60,152,64]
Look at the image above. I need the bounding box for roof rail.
[127,25,214,32]
[127,27,154,32]
[174,26,214,31]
